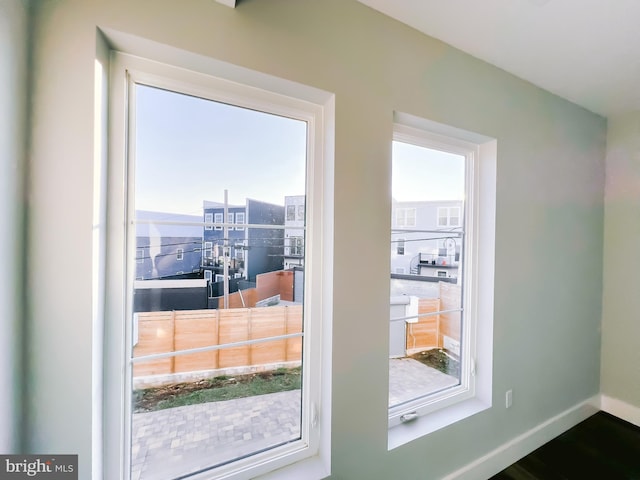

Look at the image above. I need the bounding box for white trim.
[134,279,206,289]
[105,50,334,480]
[214,212,223,230]
[600,394,640,427]
[441,396,600,480]
[236,211,245,230]
[388,115,497,446]
[215,0,236,7]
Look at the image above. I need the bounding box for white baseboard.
[442,395,600,480]
[600,394,640,427]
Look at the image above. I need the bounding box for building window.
[388,114,496,448]
[297,204,305,221]
[203,241,213,266]
[235,212,245,230]
[287,204,296,221]
[135,248,144,264]
[437,206,461,227]
[395,208,416,227]
[106,53,332,480]
[205,212,213,230]
[290,237,303,256]
[176,248,184,261]
[214,212,223,230]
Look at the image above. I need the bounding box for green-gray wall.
[24,0,606,478]
[0,0,29,454]
[601,112,640,411]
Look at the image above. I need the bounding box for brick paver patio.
[131,358,457,479]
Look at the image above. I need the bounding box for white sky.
[392,141,465,202]
[135,84,307,215]
[134,84,464,215]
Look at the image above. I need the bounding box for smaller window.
[396,208,416,227]
[397,238,405,255]
[136,248,144,264]
[388,114,495,451]
[204,270,212,282]
[297,204,305,221]
[437,207,448,227]
[204,241,213,260]
[205,212,213,230]
[236,212,245,230]
[227,212,234,230]
[287,205,296,221]
[176,248,184,261]
[438,206,461,227]
[214,213,223,230]
[449,207,460,227]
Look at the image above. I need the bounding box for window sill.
[388,397,491,450]
[257,454,330,480]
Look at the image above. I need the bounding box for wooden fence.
[133,281,461,380]
[405,282,461,355]
[133,305,302,377]
[211,270,295,308]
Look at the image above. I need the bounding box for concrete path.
[131,358,456,479]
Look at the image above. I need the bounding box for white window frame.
[437,206,461,227]
[395,207,416,228]
[213,212,223,230]
[287,204,296,221]
[204,212,213,230]
[235,211,245,230]
[135,248,144,264]
[104,51,333,480]
[388,113,496,449]
[204,241,213,261]
[449,206,461,227]
[396,238,405,256]
[437,206,448,227]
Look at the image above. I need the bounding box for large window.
[106,53,332,480]
[388,116,496,447]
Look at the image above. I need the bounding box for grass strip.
[134,367,301,413]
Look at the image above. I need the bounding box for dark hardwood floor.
[490,411,640,480]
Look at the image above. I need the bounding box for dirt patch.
[410,348,460,378]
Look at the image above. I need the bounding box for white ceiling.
[357,0,640,118]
